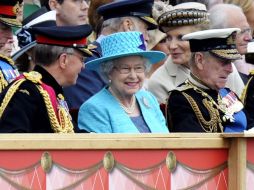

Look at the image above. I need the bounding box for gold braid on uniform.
[0,78,26,118]
[57,94,74,132]
[182,92,223,132]
[240,70,254,104]
[0,54,15,66]
[0,54,16,93]
[0,71,74,133]
[0,71,8,93]
[35,85,74,133]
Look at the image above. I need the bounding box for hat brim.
[147,29,167,50]
[0,17,21,27]
[140,16,157,30]
[12,41,37,61]
[86,51,166,71]
[210,50,242,60]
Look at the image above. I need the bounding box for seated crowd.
[0,0,254,133]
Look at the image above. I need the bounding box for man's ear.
[195,52,205,70]
[58,53,68,69]
[122,18,134,31]
[49,0,58,10]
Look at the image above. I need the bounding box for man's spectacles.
[68,53,86,63]
[114,65,146,74]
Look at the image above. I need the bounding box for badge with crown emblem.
[13,2,20,15]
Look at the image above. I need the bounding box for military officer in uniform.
[167,28,248,132]
[0,24,93,133]
[0,0,23,93]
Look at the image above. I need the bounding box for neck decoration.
[109,87,136,114]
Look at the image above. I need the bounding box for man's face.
[200,53,233,90]
[0,22,13,48]
[164,25,195,67]
[63,49,85,86]
[228,11,252,55]
[56,0,89,26]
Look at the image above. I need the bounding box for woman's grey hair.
[33,44,75,66]
[100,56,152,83]
[209,4,243,29]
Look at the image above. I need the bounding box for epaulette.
[167,82,192,99]
[173,83,193,92]
[23,71,42,84]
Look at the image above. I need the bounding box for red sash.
[15,75,59,121]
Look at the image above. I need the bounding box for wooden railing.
[0,133,251,190]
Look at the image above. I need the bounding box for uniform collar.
[34,65,63,95]
[189,72,211,90]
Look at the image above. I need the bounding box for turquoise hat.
[86,31,166,71]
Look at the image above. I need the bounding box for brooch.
[142,97,151,108]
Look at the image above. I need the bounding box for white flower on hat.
[152,1,173,22]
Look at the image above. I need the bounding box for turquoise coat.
[78,88,169,133]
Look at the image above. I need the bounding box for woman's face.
[109,56,146,98]
[165,25,196,66]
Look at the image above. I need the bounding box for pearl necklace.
[109,88,136,114]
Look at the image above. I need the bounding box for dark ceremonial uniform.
[0,54,20,93]
[0,0,24,93]
[0,65,74,133]
[167,74,247,132]
[242,70,254,128]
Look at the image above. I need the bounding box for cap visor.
[210,50,242,60]
[0,17,22,27]
[140,17,158,30]
[12,41,37,61]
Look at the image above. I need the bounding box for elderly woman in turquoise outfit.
[78,31,169,133]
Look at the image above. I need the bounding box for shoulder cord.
[0,71,8,93]
[36,85,74,133]
[0,77,74,133]
[182,92,223,132]
[0,78,26,118]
